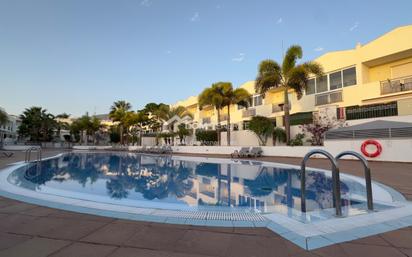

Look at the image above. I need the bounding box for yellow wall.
[170,25,412,128]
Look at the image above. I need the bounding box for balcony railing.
[315,90,343,106]
[272,102,291,113]
[381,76,412,95]
[219,114,228,121]
[202,117,211,124]
[242,109,256,118]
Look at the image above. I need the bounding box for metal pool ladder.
[25,147,42,163]
[300,149,373,217]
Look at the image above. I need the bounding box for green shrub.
[288,133,305,146]
[248,116,274,146]
[195,129,218,145]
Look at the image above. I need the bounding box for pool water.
[7,152,380,217]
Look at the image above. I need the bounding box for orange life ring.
[361,140,382,158]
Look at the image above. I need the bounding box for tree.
[255,45,323,142]
[177,123,191,144]
[198,82,250,146]
[142,103,169,132]
[248,116,274,146]
[109,100,132,144]
[218,82,250,146]
[0,109,8,126]
[55,113,70,141]
[198,84,225,145]
[18,107,57,142]
[273,127,286,145]
[302,113,346,146]
[70,114,102,144]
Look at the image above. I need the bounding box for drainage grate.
[152,209,266,221]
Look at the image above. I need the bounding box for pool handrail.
[301,149,342,217]
[336,151,373,211]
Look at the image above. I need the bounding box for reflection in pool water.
[9,152,360,214]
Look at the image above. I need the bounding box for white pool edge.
[1,153,412,250]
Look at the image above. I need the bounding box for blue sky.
[1,0,412,117]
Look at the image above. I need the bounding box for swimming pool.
[1,151,411,250]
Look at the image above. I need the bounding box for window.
[242,121,250,130]
[237,104,244,110]
[253,95,262,106]
[343,67,356,87]
[306,78,316,95]
[329,71,342,90]
[316,75,328,93]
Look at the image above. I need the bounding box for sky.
[1,0,412,117]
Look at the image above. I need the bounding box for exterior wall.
[169,141,412,162]
[166,25,412,148]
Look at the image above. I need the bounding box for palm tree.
[198,83,226,145]
[18,107,57,142]
[199,82,250,146]
[255,45,323,142]
[0,109,8,147]
[109,101,132,144]
[219,82,250,146]
[0,109,8,126]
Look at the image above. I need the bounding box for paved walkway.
[0,150,411,257]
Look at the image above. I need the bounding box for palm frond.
[282,45,302,76]
[255,59,282,96]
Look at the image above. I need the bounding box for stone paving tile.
[338,242,407,257]
[39,218,108,241]
[348,235,391,246]
[379,228,412,249]
[108,247,215,257]
[0,232,31,251]
[399,248,412,256]
[49,242,117,257]
[174,230,233,257]
[232,227,278,237]
[47,209,115,223]
[81,221,145,246]
[124,225,187,251]
[0,237,71,257]
[19,206,59,217]
[10,216,63,236]
[225,234,296,257]
[0,202,37,214]
[0,213,38,233]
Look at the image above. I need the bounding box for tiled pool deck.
[0,150,412,257]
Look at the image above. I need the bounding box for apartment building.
[168,25,412,145]
[0,107,20,145]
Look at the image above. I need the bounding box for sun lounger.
[1,150,14,157]
[248,147,263,157]
[231,147,250,158]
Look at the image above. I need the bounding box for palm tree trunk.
[119,124,124,145]
[226,106,231,146]
[216,109,221,146]
[283,88,291,143]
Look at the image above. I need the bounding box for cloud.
[232,53,245,62]
[314,47,324,52]
[276,18,283,24]
[140,0,151,7]
[165,50,172,55]
[349,22,359,32]
[190,12,200,22]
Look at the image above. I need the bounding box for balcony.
[380,76,412,95]
[242,109,256,118]
[272,102,291,113]
[202,117,211,124]
[315,90,343,106]
[219,114,228,121]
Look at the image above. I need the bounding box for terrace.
[0,150,411,257]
